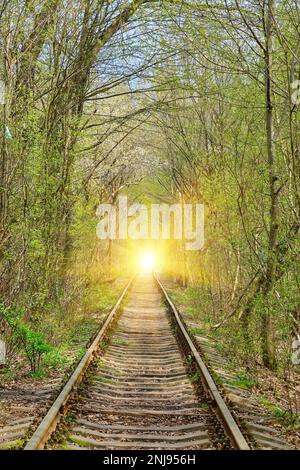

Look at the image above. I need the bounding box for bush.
[0,303,51,373]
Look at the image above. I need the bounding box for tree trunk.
[261,0,278,369]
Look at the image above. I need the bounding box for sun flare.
[140,252,155,272]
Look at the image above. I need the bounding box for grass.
[0,438,25,450]
[190,371,200,384]
[32,279,124,378]
[258,397,300,427]
[271,408,300,427]
[198,403,210,411]
[98,341,109,352]
[226,372,258,390]
[93,375,113,384]
[69,436,90,447]
[64,414,76,424]
[28,369,47,379]
[111,338,128,346]
[189,326,205,336]
[60,443,71,450]
[81,283,119,315]
[0,366,19,384]
[186,354,194,365]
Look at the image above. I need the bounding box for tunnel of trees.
[0,0,299,426]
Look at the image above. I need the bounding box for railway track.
[24,274,250,450]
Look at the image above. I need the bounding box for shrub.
[0,302,51,373]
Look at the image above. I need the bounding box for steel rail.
[154,274,250,451]
[24,275,135,450]
[24,272,249,451]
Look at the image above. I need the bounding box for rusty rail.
[24,276,135,450]
[154,274,250,450]
[24,273,250,450]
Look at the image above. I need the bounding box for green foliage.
[189,326,205,336]
[227,372,258,390]
[0,303,51,373]
[28,369,46,379]
[0,0,299,427]
[258,398,300,427]
[0,438,25,450]
[111,338,128,346]
[198,403,209,411]
[190,371,200,383]
[42,348,70,370]
[82,284,119,314]
[271,408,300,427]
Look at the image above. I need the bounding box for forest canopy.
[0,0,299,411]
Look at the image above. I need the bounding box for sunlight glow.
[140,252,155,272]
